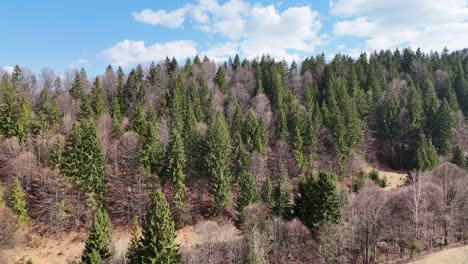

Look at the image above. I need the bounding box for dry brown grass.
[409,245,468,264]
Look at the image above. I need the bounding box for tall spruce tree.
[215,66,227,93]
[206,113,232,212]
[433,99,453,154]
[133,189,181,263]
[165,128,189,212]
[10,178,28,224]
[452,145,466,169]
[91,77,107,117]
[60,120,105,201]
[139,110,161,174]
[81,208,114,264]
[70,72,84,101]
[415,138,439,171]
[294,171,340,231]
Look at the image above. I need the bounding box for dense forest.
[0,47,468,263]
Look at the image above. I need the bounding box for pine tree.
[116,66,127,114]
[91,77,107,117]
[133,189,181,263]
[206,113,232,212]
[243,111,258,151]
[81,208,114,264]
[111,98,122,136]
[407,82,424,141]
[236,170,259,214]
[215,67,227,93]
[49,138,62,170]
[231,132,250,183]
[452,145,466,169]
[0,75,31,142]
[294,171,340,231]
[70,72,84,101]
[10,178,28,224]
[433,99,453,154]
[128,101,146,136]
[60,120,105,201]
[165,128,188,211]
[292,124,306,171]
[276,107,288,140]
[415,138,439,171]
[126,216,141,263]
[139,110,161,174]
[256,119,268,155]
[421,73,438,136]
[272,174,292,218]
[261,176,273,209]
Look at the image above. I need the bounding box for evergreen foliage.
[132,189,181,263]
[60,120,105,201]
[295,171,340,231]
[80,208,114,264]
[206,113,232,212]
[10,178,28,224]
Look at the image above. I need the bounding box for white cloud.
[330,0,468,52]
[1,66,14,75]
[129,1,322,62]
[334,17,375,37]
[68,58,89,69]
[99,40,197,67]
[203,42,240,63]
[132,8,186,28]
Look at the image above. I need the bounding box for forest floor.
[409,244,468,264]
[1,220,241,264]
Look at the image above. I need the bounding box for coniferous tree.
[206,113,232,212]
[231,132,250,183]
[421,73,438,136]
[10,178,28,224]
[133,189,181,263]
[415,138,439,171]
[272,174,292,218]
[91,77,107,117]
[111,98,122,136]
[292,124,306,171]
[215,67,227,93]
[139,110,161,174]
[0,75,31,142]
[70,72,84,101]
[166,128,189,212]
[49,138,62,170]
[81,208,114,264]
[243,111,258,151]
[294,171,340,231]
[236,170,259,214]
[126,216,141,263]
[128,101,146,136]
[79,97,94,121]
[261,176,273,209]
[433,99,453,154]
[61,120,105,201]
[452,145,466,169]
[276,107,288,140]
[256,119,268,156]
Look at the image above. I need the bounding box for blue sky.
[1,0,468,76]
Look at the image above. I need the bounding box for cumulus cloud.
[330,0,468,52]
[128,1,322,62]
[1,66,14,75]
[132,8,186,28]
[99,40,197,67]
[334,17,375,37]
